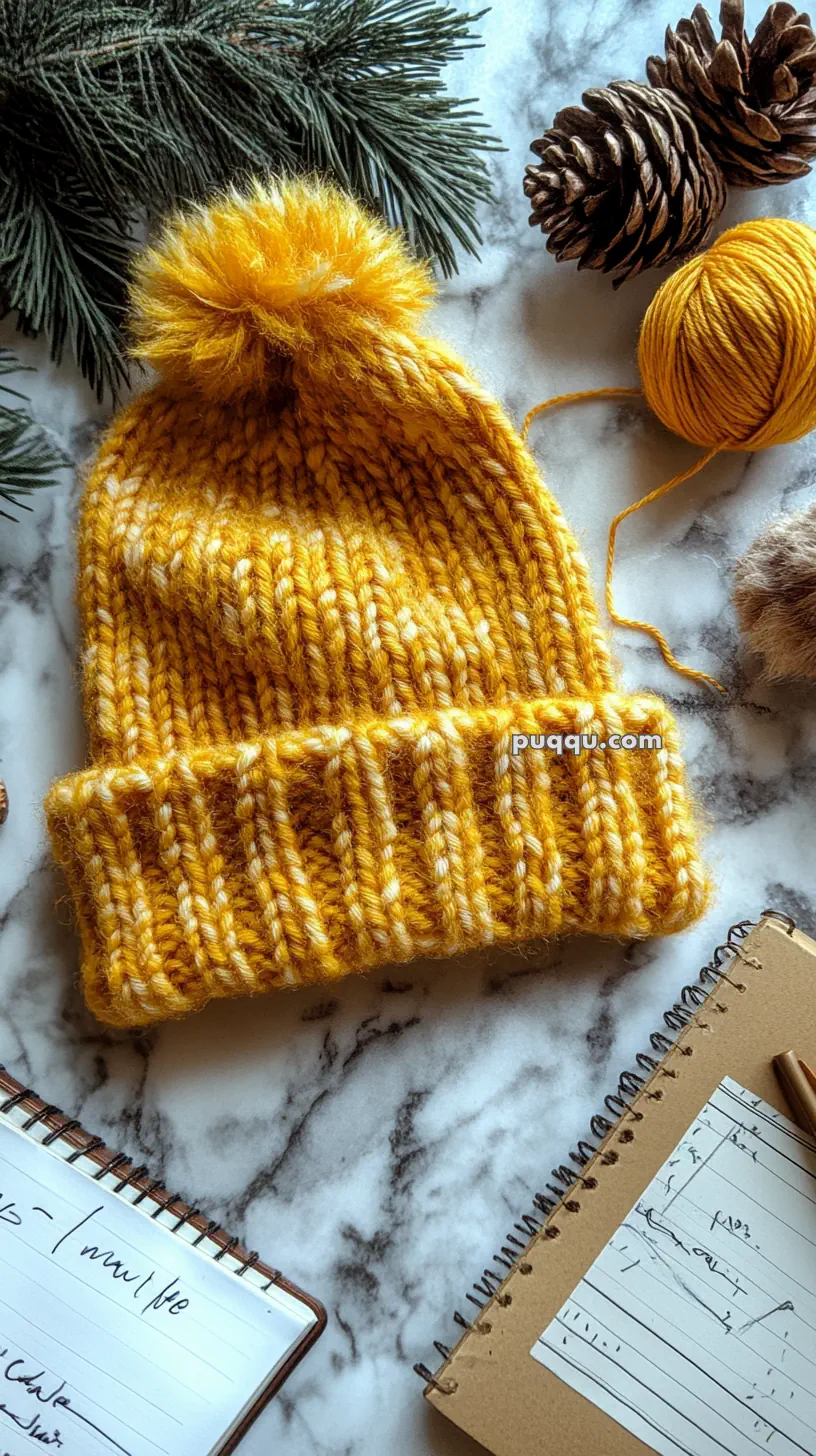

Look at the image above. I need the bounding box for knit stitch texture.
[45,179,710,1027]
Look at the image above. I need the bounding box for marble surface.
[2,2,816,1452]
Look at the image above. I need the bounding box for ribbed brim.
[45,695,709,1027]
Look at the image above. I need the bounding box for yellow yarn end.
[523,390,725,693]
[604,446,726,695]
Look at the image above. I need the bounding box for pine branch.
[0,0,500,396]
[0,348,67,520]
[0,175,132,399]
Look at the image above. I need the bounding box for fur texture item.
[130,177,436,399]
[733,502,816,678]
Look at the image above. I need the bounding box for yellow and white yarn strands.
[45,178,709,1028]
[525,217,816,695]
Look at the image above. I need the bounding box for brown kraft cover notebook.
[416,910,816,1456]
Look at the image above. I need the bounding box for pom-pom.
[130,177,435,398]
[638,217,816,451]
[733,502,816,678]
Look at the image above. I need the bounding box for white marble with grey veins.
[1,2,815,1452]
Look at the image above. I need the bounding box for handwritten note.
[532,1076,816,1456]
[0,1114,315,1455]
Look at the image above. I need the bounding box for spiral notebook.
[0,1066,325,1456]
[416,910,816,1456]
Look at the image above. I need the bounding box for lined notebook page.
[0,1112,316,1456]
[532,1075,816,1456]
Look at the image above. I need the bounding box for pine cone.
[647,2,816,187]
[524,81,726,285]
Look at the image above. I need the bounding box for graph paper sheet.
[532,1075,816,1456]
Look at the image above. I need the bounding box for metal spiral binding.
[0,1075,268,1283]
[413,910,795,1393]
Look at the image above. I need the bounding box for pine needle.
[0,347,67,519]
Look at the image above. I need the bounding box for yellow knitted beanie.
[45,178,709,1028]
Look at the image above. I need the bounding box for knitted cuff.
[45,696,709,1027]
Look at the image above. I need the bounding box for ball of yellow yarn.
[638,217,816,452]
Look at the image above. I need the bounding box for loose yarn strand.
[521,387,642,442]
[605,447,724,693]
[523,390,726,695]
